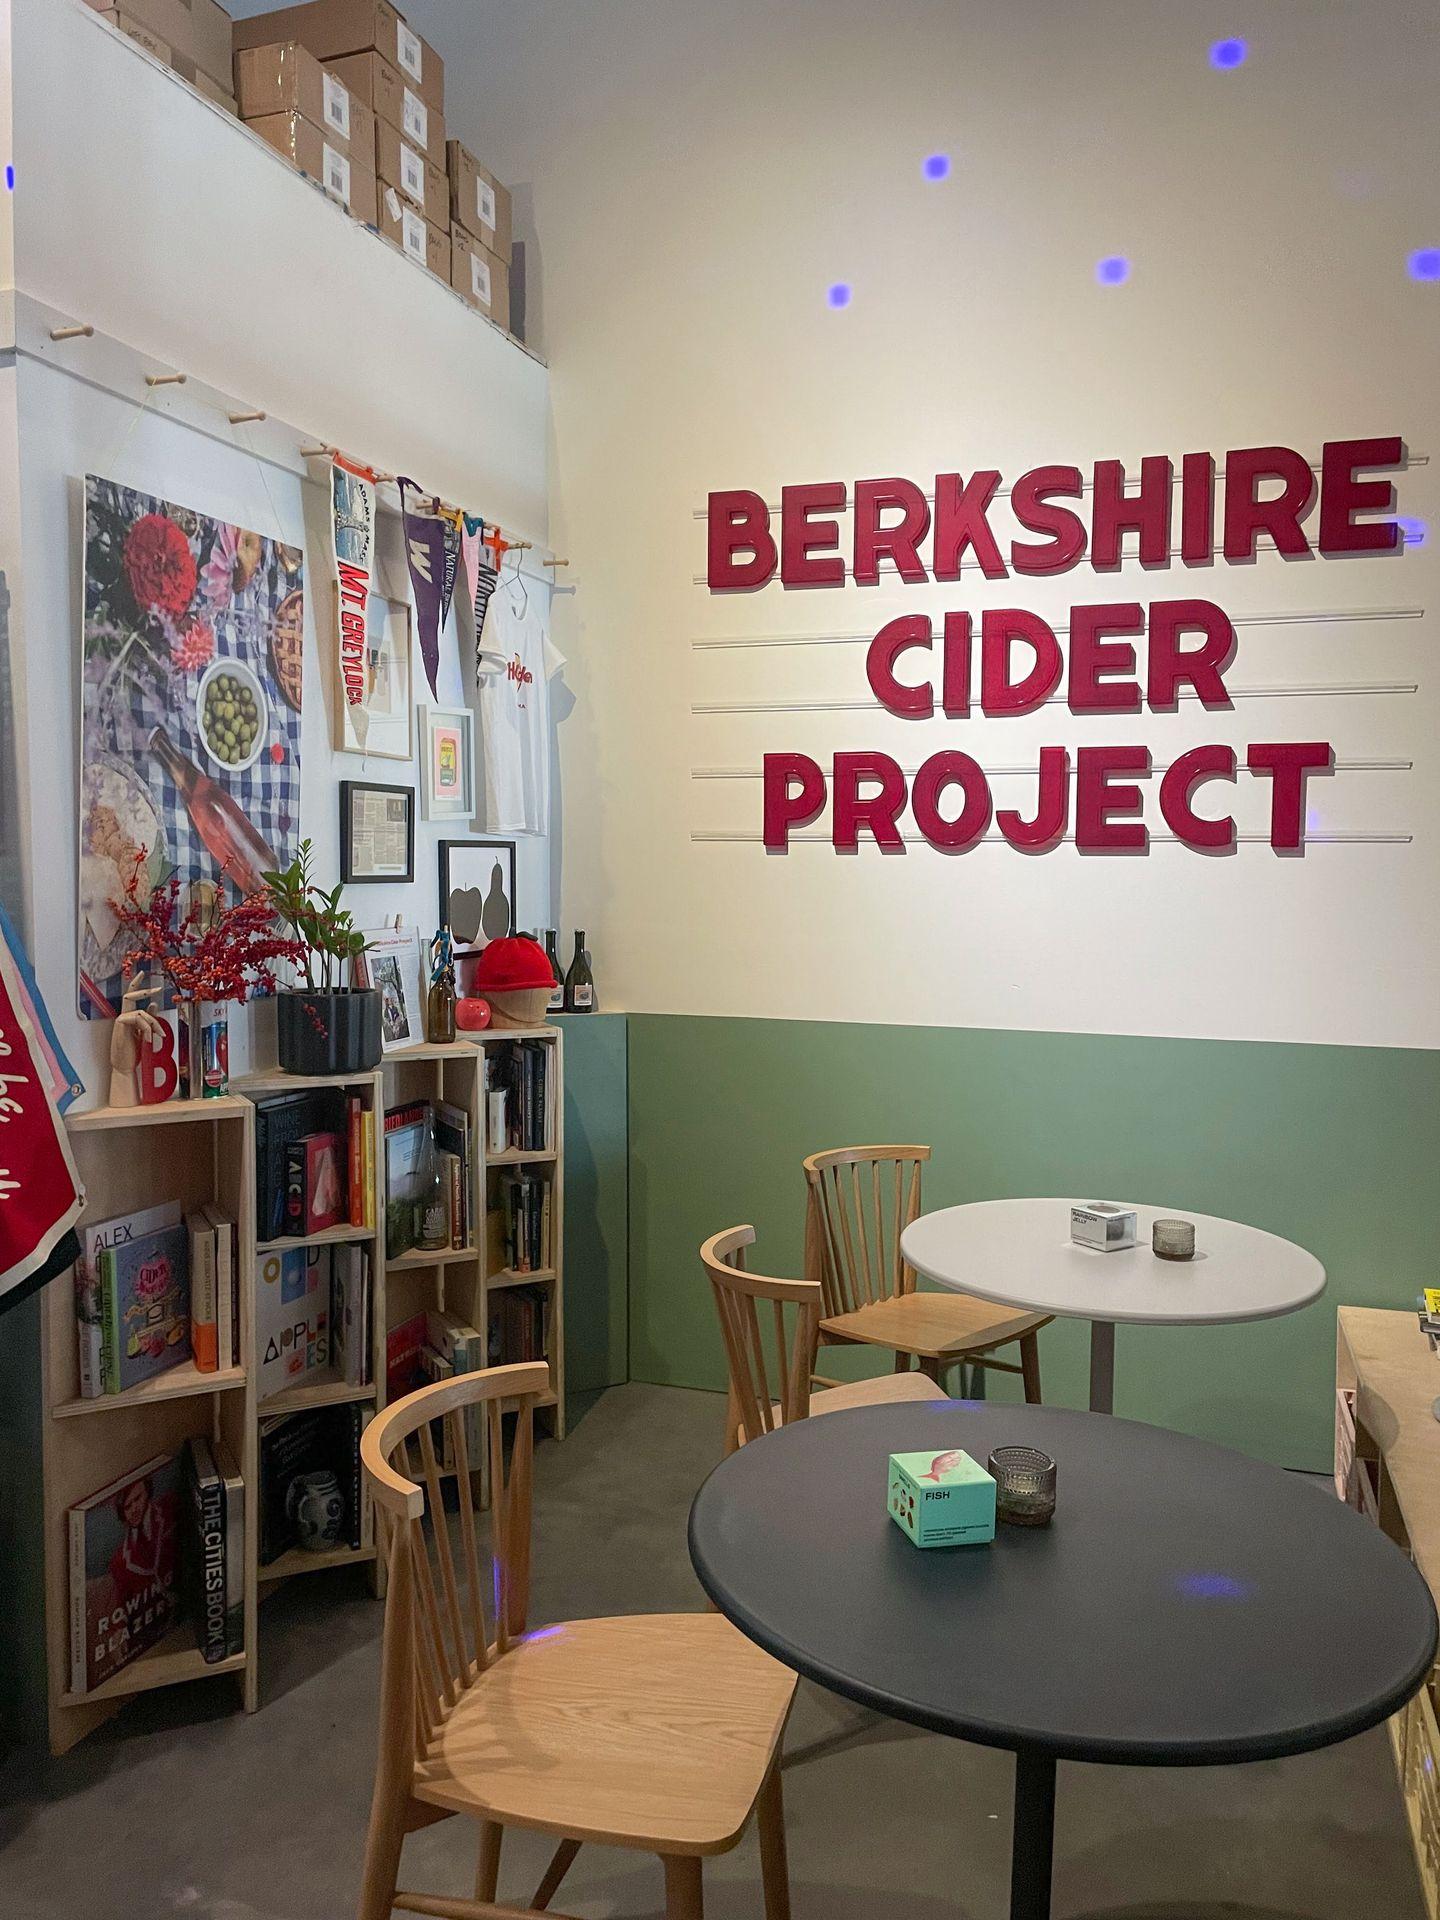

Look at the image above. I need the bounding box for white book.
[204,1206,235,1373]
[187,1212,219,1372]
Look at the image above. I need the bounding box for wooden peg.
[542,557,570,568]
[228,409,267,425]
[298,443,336,458]
[145,372,187,388]
[49,323,94,342]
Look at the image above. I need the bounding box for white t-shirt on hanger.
[478,570,564,836]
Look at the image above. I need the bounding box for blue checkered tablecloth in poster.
[79,477,305,1016]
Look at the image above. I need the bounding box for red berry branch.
[110,846,304,1006]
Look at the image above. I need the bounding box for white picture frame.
[420,704,476,821]
[357,923,424,1053]
[338,596,415,762]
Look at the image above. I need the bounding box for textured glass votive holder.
[987,1446,1057,1527]
[1152,1217,1196,1261]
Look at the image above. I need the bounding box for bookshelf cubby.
[42,1027,566,1755]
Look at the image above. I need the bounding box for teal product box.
[888,1448,996,1548]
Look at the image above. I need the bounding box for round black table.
[688,1403,1437,1919]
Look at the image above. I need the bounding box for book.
[256,1245,330,1401]
[182,1437,227,1664]
[204,1205,236,1372]
[361,1103,375,1230]
[258,1403,364,1565]
[426,1309,484,1465]
[384,1101,430,1258]
[255,1090,346,1242]
[214,1440,246,1656]
[386,1310,426,1402]
[98,1221,192,1394]
[188,1212,219,1372]
[348,1094,366,1229]
[434,1100,470,1245]
[69,1451,180,1694]
[75,1201,183,1399]
[332,1243,371,1387]
[283,1130,347,1236]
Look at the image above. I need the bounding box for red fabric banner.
[0,934,84,1306]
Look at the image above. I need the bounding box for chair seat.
[810,1371,950,1415]
[821,1290,1051,1361]
[413,1613,795,1856]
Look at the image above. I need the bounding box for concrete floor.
[0,1383,1425,1920]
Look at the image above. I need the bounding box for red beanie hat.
[473,936,555,993]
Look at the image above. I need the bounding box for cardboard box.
[324,50,443,164]
[90,0,232,82]
[232,0,442,111]
[446,140,511,259]
[379,193,449,279]
[450,224,510,331]
[888,1450,996,1549]
[94,6,173,63]
[235,42,374,157]
[173,54,238,110]
[374,120,447,228]
[248,110,379,225]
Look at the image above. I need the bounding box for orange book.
[348,1094,364,1228]
[186,1211,219,1371]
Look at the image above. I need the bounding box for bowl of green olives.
[196,659,268,774]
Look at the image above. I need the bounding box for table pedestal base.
[1088,1319,1116,1415]
[1011,1750,1056,1919]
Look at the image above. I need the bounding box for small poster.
[79,477,303,1019]
[331,455,379,754]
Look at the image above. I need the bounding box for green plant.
[261,839,368,992]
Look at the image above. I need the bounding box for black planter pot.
[276,989,382,1076]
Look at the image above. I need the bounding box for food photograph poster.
[78,476,304,1017]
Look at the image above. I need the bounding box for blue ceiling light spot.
[1210,37,1248,69]
[1096,255,1130,286]
[1399,516,1429,547]
[1409,248,1440,282]
[4,165,12,191]
[1175,1571,1251,1601]
[922,153,951,181]
[827,282,852,309]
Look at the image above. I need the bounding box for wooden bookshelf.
[379,1028,566,1462]
[41,1095,258,1756]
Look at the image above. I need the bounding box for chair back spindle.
[803,1145,930,1318]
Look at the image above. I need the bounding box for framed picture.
[357,923,424,1052]
[439,840,516,956]
[420,705,476,821]
[338,594,414,761]
[340,780,415,884]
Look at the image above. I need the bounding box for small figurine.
[109,976,178,1108]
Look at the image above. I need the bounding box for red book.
[302,1132,345,1233]
[386,1312,427,1402]
[347,1096,365,1229]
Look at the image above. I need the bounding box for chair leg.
[918,1354,945,1385]
[663,1854,704,1918]
[893,1349,912,1374]
[474,1820,503,1903]
[723,1378,741,1456]
[1020,1330,1042,1404]
[757,1758,791,1920]
[356,1794,405,1920]
[532,1837,581,1911]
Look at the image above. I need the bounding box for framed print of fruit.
[79,476,304,1018]
[438,839,515,956]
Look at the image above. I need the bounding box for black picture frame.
[438,839,517,953]
[340,780,416,885]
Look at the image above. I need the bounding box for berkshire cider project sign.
[707,437,1404,853]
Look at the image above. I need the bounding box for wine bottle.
[149,727,277,896]
[563,931,595,1012]
[544,930,564,1012]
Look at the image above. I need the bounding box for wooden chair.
[702,1225,948,1455]
[357,1362,797,1920]
[802,1146,1051,1400]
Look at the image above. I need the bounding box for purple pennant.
[399,477,449,698]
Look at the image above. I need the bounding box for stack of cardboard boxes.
[234,40,378,226]
[233,0,455,285]
[447,141,513,330]
[85,0,237,113]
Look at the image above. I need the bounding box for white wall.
[6,2,556,1105]
[414,0,1439,1049]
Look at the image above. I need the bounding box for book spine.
[190,1218,219,1372]
[448,1152,463,1250]
[361,1111,375,1230]
[76,1264,103,1400]
[214,1222,233,1374]
[348,1403,363,1550]
[68,1507,88,1694]
[282,1141,306,1238]
[222,1467,245,1655]
[193,1461,227,1664]
[348,1095,364,1228]
[98,1248,119,1396]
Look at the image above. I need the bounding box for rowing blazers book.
[69,1452,180,1694]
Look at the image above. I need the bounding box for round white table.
[900,1198,1326,1414]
